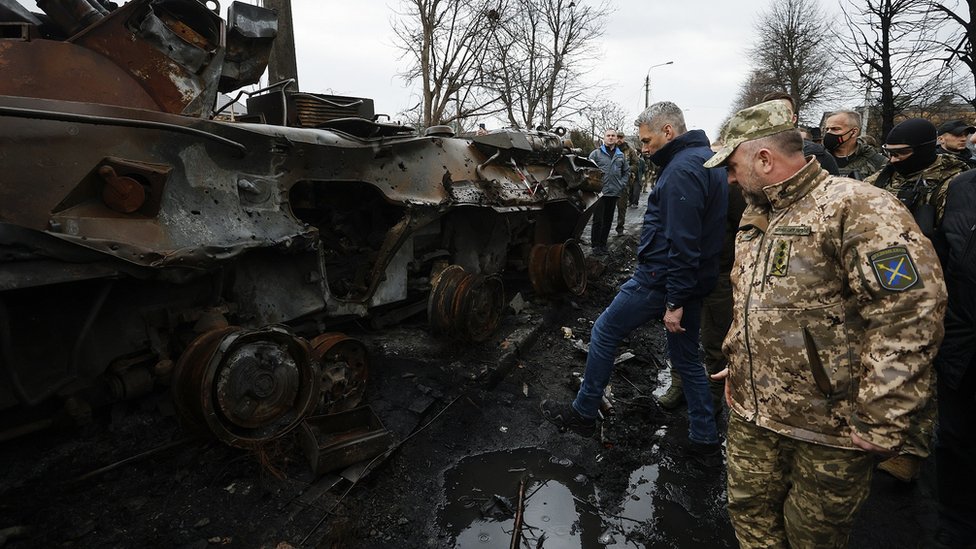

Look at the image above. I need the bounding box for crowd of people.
[542,98,976,549]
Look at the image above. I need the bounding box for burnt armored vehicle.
[0,0,600,447]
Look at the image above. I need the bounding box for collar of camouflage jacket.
[883,153,969,190]
[763,157,828,212]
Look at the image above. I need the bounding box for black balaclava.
[885,118,938,176]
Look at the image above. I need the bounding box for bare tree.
[927,0,976,110]
[838,0,944,137]
[748,0,837,123]
[483,0,607,130]
[731,69,780,113]
[578,99,627,147]
[392,0,505,128]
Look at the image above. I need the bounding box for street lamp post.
[644,61,674,108]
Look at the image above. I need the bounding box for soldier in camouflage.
[863,118,970,483]
[823,110,887,180]
[614,131,641,233]
[705,101,947,549]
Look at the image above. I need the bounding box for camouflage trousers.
[726,412,874,549]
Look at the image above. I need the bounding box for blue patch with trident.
[869,247,919,292]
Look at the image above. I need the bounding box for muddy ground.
[0,205,938,548]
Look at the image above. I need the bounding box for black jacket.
[635,130,728,306]
[935,169,976,389]
[803,140,839,176]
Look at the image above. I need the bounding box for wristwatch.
[666,302,680,312]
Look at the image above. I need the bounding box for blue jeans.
[573,278,718,444]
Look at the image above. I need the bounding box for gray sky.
[15,0,850,136]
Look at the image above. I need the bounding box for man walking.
[706,101,947,548]
[542,102,728,465]
[587,129,629,255]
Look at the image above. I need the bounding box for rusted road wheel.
[309,332,368,414]
[528,239,587,296]
[172,325,319,448]
[428,265,505,342]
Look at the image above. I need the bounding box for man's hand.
[663,307,685,333]
[850,432,896,457]
[710,368,732,407]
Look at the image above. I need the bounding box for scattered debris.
[298,407,395,476]
[561,327,574,339]
[613,351,635,365]
[508,293,527,314]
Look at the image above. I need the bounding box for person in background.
[822,110,886,180]
[936,119,976,167]
[586,129,629,255]
[930,167,976,548]
[614,130,642,234]
[707,101,946,549]
[760,92,839,176]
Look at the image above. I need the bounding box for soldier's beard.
[738,166,771,207]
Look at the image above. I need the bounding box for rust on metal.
[171,325,319,448]
[428,265,505,342]
[529,240,587,296]
[309,333,368,414]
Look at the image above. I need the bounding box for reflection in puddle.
[441,449,663,548]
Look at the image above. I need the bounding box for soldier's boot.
[657,370,685,410]
[878,454,922,483]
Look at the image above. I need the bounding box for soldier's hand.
[850,432,896,457]
[710,368,732,408]
[663,307,685,333]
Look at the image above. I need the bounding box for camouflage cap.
[704,100,796,168]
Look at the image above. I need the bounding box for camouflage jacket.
[724,159,947,451]
[863,154,970,229]
[835,140,886,180]
[619,142,642,183]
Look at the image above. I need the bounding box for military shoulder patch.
[868,247,919,291]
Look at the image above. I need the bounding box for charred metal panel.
[219,2,276,92]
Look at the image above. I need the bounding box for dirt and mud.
[0,206,939,548]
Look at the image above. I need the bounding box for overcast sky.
[16,0,851,136]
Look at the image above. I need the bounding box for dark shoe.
[592,247,608,256]
[615,227,624,235]
[657,372,685,410]
[540,400,598,438]
[685,441,723,468]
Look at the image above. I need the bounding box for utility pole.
[263,0,299,89]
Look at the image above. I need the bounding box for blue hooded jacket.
[634,129,728,306]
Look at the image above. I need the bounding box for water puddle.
[441,448,661,548]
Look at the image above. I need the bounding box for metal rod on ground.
[510,478,526,549]
[71,438,192,483]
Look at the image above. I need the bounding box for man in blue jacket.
[543,102,728,464]
[587,129,630,255]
